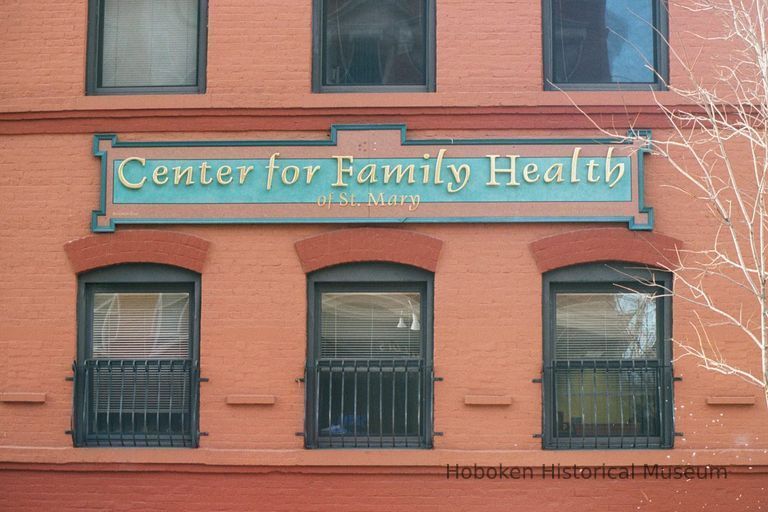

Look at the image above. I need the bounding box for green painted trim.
[93,215,652,233]
[92,134,114,233]
[91,125,654,232]
[629,128,654,231]
[96,124,633,148]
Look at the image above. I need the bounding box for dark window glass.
[543,263,674,449]
[547,0,665,87]
[87,0,206,94]
[319,0,432,89]
[306,264,433,448]
[73,265,200,447]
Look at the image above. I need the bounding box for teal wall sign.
[91,125,653,232]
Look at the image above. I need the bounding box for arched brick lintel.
[529,228,684,273]
[64,230,211,274]
[295,228,443,273]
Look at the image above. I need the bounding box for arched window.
[73,264,201,447]
[305,263,434,448]
[542,262,674,449]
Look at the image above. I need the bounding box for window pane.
[100,0,199,87]
[92,292,191,359]
[554,365,661,439]
[323,0,427,86]
[555,292,657,360]
[551,0,656,84]
[320,292,422,359]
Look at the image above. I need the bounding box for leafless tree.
[568,0,768,407]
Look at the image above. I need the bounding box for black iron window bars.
[311,358,430,448]
[541,263,675,449]
[305,264,434,449]
[544,359,673,449]
[72,265,202,448]
[72,359,200,447]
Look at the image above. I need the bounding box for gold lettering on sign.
[282,165,300,185]
[266,153,280,190]
[110,145,630,205]
[523,163,540,183]
[570,147,581,183]
[543,163,564,183]
[605,147,625,188]
[332,155,354,187]
[447,163,470,193]
[216,165,233,185]
[237,165,254,185]
[152,165,168,185]
[587,160,601,183]
[434,148,446,184]
[486,155,520,186]
[117,157,147,189]
[200,162,213,185]
[173,166,194,186]
[383,163,416,185]
[357,163,378,184]
[305,165,321,184]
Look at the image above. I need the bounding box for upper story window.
[543,0,668,90]
[305,263,434,448]
[86,0,208,95]
[313,0,436,92]
[542,263,675,449]
[72,264,201,447]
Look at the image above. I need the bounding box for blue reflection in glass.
[605,0,655,82]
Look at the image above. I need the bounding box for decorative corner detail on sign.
[90,125,653,232]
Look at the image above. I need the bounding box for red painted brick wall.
[1,130,766,486]
[64,230,211,273]
[1,1,767,510]
[1,466,766,512]
[0,0,733,114]
[295,228,443,273]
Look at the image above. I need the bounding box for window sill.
[86,86,206,96]
[2,446,765,469]
[544,83,667,92]
[314,85,434,94]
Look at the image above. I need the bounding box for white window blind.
[101,0,199,87]
[555,292,657,360]
[92,292,191,359]
[320,292,422,359]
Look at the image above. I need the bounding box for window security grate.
[544,359,673,449]
[310,359,429,448]
[306,265,434,449]
[73,359,198,447]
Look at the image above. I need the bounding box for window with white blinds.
[554,292,657,360]
[100,0,199,88]
[320,292,422,359]
[74,265,200,448]
[307,263,433,449]
[92,292,191,359]
[542,263,674,450]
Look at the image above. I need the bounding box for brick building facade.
[1,1,767,510]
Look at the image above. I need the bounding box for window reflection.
[552,0,656,84]
[322,0,427,86]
